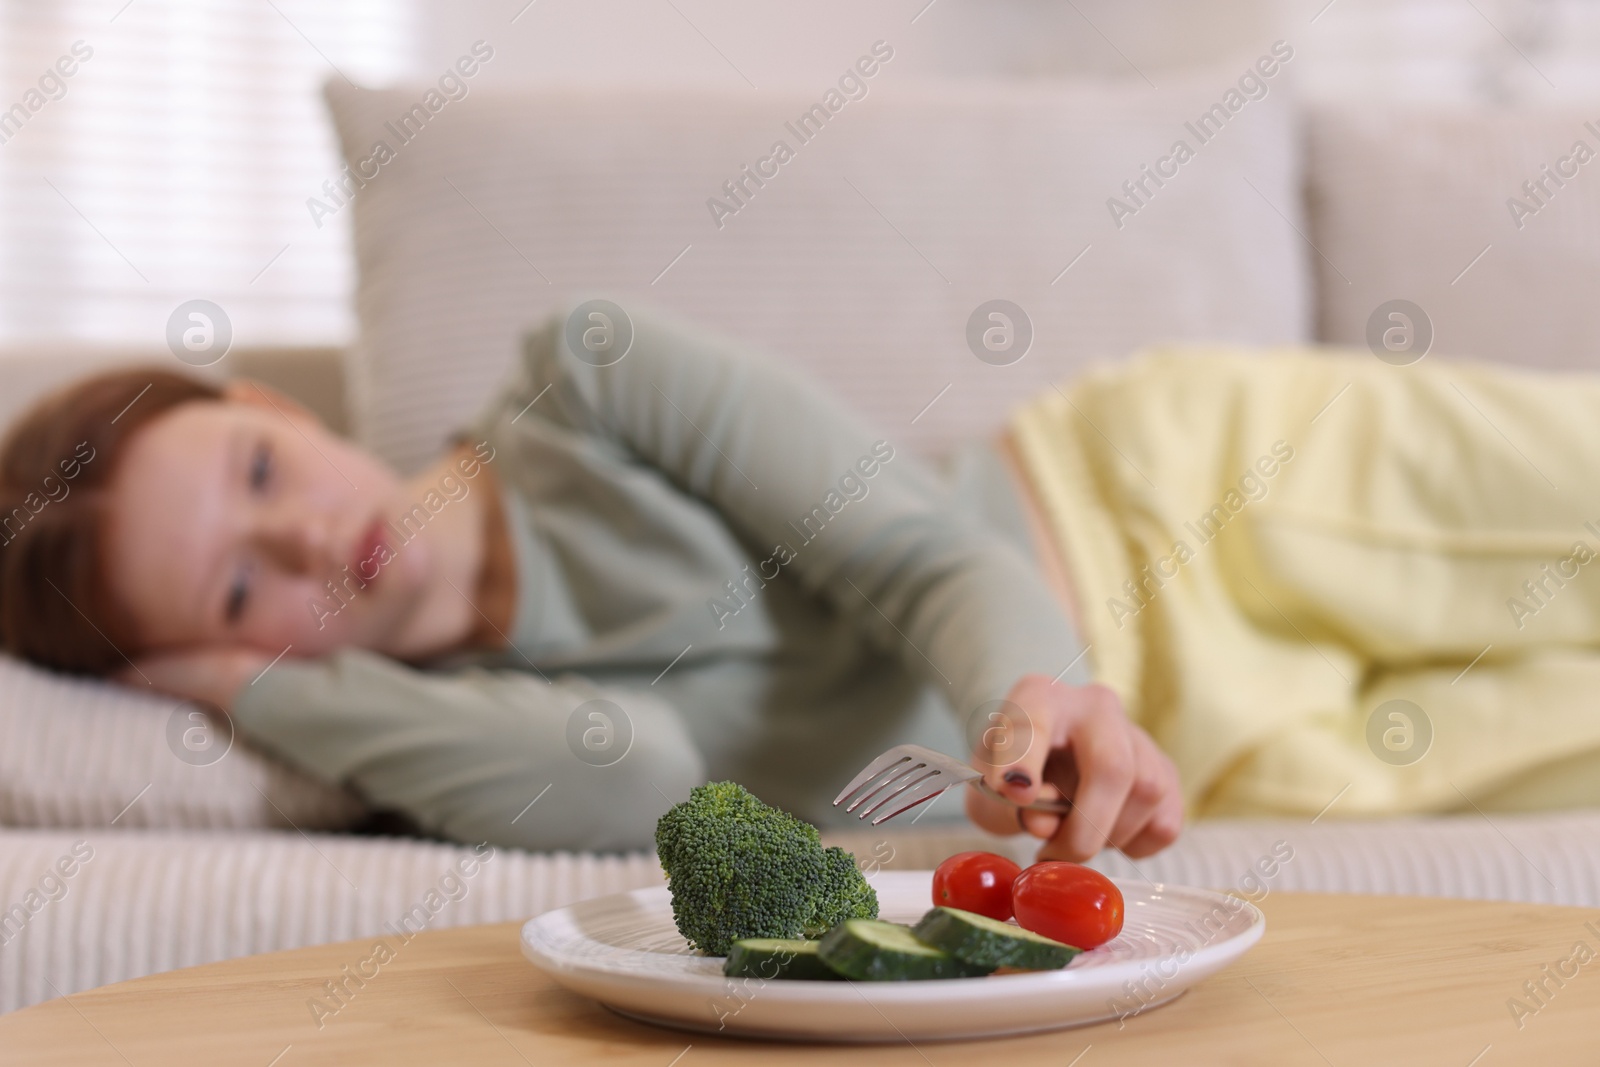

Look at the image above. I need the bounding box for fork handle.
[970,780,1074,814]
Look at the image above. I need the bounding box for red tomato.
[931,851,1022,921]
[1011,862,1124,949]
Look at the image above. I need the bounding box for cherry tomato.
[931,851,1022,921]
[1011,862,1124,949]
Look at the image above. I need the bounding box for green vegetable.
[818,919,994,981]
[723,938,842,980]
[804,846,880,937]
[654,782,879,956]
[912,906,1081,970]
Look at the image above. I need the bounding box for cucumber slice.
[723,938,842,980]
[912,906,1081,970]
[818,918,994,981]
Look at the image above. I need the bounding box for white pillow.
[325,72,1310,472]
[0,655,365,831]
[1307,103,1600,369]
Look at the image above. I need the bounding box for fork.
[832,743,1074,826]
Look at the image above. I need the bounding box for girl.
[0,305,1174,856]
[8,304,1594,854]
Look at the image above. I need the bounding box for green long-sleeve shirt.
[232,304,1089,851]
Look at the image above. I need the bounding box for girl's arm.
[522,305,1087,724]
[227,648,704,851]
[523,304,1181,859]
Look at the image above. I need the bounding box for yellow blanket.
[1011,346,1600,817]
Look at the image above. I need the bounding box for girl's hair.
[0,368,222,675]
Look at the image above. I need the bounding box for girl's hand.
[964,674,1183,862]
[116,647,277,714]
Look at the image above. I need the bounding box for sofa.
[5,70,1600,1014]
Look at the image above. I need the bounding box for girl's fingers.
[123,646,271,709]
[965,766,1069,841]
[977,674,1058,807]
[1106,727,1178,853]
[1119,790,1185,859]
[964,774,1026,836]
[1018,782,1066,841]
[1118,775,1185,859]
[970,678,1184,862]
[1041,688,1136,860]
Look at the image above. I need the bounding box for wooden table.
[2,892,1597,1064]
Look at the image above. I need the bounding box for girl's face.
[103,384,435,658]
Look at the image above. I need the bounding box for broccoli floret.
[655,782,826,955]
[803,846,880,937]
[654,782,880,955]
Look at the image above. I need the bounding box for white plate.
[521,870,1265,1042]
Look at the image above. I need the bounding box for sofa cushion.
[0,655,365,832]
[1307,103,1600,368]
[326,73,1311,473]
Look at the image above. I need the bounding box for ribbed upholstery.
[7,812,1600,1014]
[0,829,665,1014]
[0,656,365,832]
[1081,811,1600,906]
[826,811,1600,908]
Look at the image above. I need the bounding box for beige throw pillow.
[0,655,365,831]
[325,71,1311,472]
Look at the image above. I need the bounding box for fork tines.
[832,747,953,825]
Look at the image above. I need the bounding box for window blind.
[0,0,415,350]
